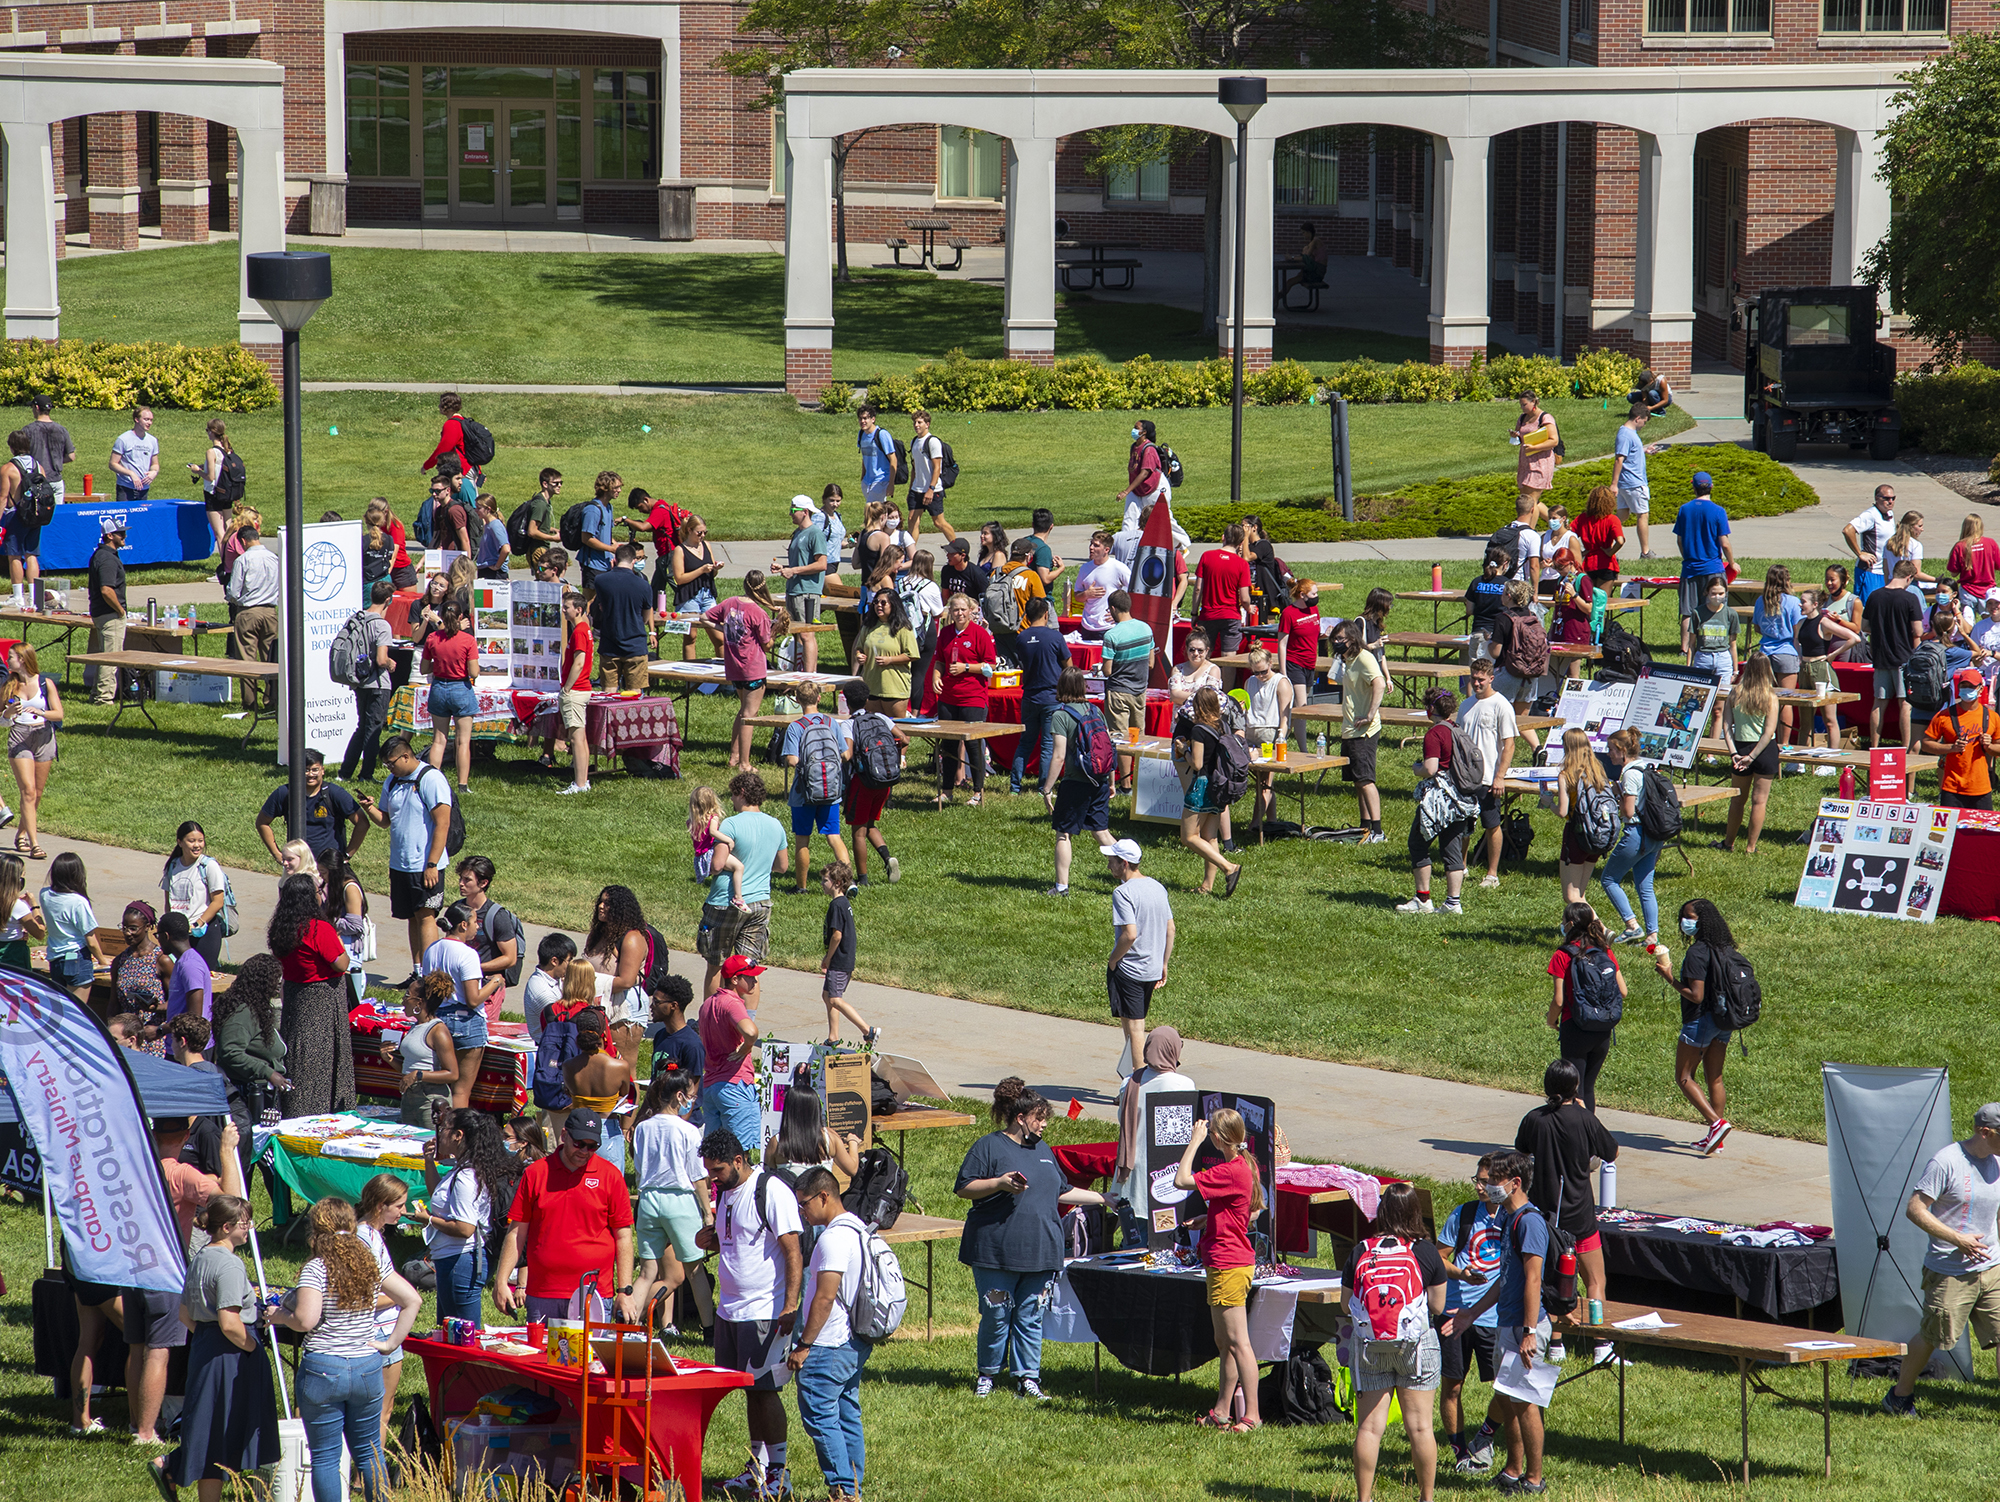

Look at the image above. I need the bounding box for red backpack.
[1348,1234,1430,1352]
[1065,702,1118,785]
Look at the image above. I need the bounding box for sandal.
[1225,1418,1263,1433]
[1195,1410,1232,1428]
[147,1457,178,1502]
[25,844,44,859]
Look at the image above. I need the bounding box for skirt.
[168,1321,281,1484]
[278,979,356,1117]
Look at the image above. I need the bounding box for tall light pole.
[246,250,332,822]
[1219,76,1267,504]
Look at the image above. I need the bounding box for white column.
[2,121,60,340]
[783,130,835,397]
[1002,136,1057,363]
[1830,126,1890,296]
[1633,131,1698,366]
[1214,133,1275,362]
[236,125,285,350]
[1426,134,1490,365]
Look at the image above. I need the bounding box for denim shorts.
[1679,1011,1732,1049]
[1354,1326,1442,1392]
[439,1007,489,1050]
[50,951,93,988]
[1761,650,1801,679]
[428,678,478,720]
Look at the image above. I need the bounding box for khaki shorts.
[602,654,649,692]
[560,688,591,731]
[1919,1263,2000,1350]
[1206,1264,1254,1309]
[1104,689,1146,737]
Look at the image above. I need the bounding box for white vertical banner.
[277,520,364,765]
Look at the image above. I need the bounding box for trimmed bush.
[0,340,276,412]
[1897,363,2000,458]
[1569,346,1645,400]
[817,381,854,415]
[1487,352,1570,401]
[1172,445,1819,544]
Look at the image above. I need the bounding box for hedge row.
[1896,363,2000,465]
[0,341,277,412]
[1171,445,1819,544]
[837,347,1646,415]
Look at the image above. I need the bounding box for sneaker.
[0,804,14,829]
[863,1027,881,1049]
[1881,1388,1919,1417]
[1464,1426,1496,1467]
[1361,831,1387,844]
[718,1467,764,1496]
[1640,550,1660,559]
[1816,764,1837,776]
[1705,1119,1733,1155]
[1018,1377,1051,1402]
[760,1467,793,1499]
[1613,927,1645,944]
[1221,839,1241,854]
[1514,1482,1549,1496]
[1395,896,1436,914]
[974,1375,996,1398]
[1493,1474,1523,1496]
[557,782,591,795]
[885,855,901,883]
[1456,1451,1494,1474]
[846,883,860,899]
[1440,898,1464,915]
[1480,873,1501,889]
[1042,886,1069,897]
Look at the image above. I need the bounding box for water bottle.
[1838,765,1855,799]
[1431,564,1443,592]
[1598,1160,1617,1210]
[1315,730,1326,757]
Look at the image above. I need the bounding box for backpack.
[851,710,904,790]
[841,1146,910,1230]
[1598,619,1651,683]
[412,492,436,548]
[1709,946,1763,1034]
[458,416,496,470]
[1572,781,1622,858]
[1500,809,1535,864]
[981,566,1024,634]
[1161,445,1186,489]
[506,499,540,556]
[558,503,590,552]
[835,1214,909,1341]
[212,450,247,505]
[869,427,908,487]
[1417,771,1479,843]
[937,439,959,490]
[1488,522,1528,576]
[1905,640,1949,709]
[167,854,238,939]
[1509,1199,1579,1320]
[794,713,847,804]
[1257,1344,1343,1427]
[1347,1234,1431,1354]
[328,610,375,689]
[1209,727,1253,805]
[1063,702,1118,786]
[415,767,467,859]
[1447,721,1488,796]
[1636,764,1683,841]
[13,460,53,526]
[531,1000,588,1109]
[1499,611,1550,680]
[1559,941,1624,1030]
[478,900,524,987]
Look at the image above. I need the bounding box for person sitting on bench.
[1280,221,1324,299]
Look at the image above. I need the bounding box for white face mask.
[1480,1183,1509,1205]
[1681,917,1700,936]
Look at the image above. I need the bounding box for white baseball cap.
[1108,838,1144,864]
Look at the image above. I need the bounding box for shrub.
[1897,363,2000,456]
[0,340,276,412]
[1321,359,1395,404]
[1046,356,1126,412]
[1390,360,1464,404]
[1487,352,1569,401]
[817,381,854,416]
[1568,346,1645,400]
[1246,359,1319,406]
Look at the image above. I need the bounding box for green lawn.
[17,555,1988,1149]
[44,244,1429,386]
[2,1102,1992,1502]
[10,394,1684,549]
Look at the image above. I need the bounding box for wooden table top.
[1774,687,1861,706]
[1579,1300,1903,1364]
[1695,737,1939,772]
[1505,775,1736,809]
[1383,631,1472,649]
[646,663,860,688]
[1366,705,1563,733]
[897,719,1019,742]
[879,1105,976,1132]
[73,650,277,679]
[1119,734,1345,773]
[878,1213,965,1246]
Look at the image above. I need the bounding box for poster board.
[755,1040,872,1157]
[510,578,565,690]
[1548,677,1634,758]
[276,519,362,765]
[1139,1090,1277,1249]
[470,579,512,687]
[1133,755,1185,825]
[1794,797,1959,922]
[1619,662,1718,770]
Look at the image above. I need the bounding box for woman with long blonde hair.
[1718,654,1780,854]
[1174,1109,1265,1432]
[1884,509,1932,590]
[1551,726,1613,903]
[1950,512,2000,619]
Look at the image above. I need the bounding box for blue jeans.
[593,1116,625,1173]
[1010,700,1056,791]
[434,1244,486,1326]
[299,1350,385,1502]
[1598,824,1663,936]
[700,1080,762,1158]
[795,1334,871,1494]
[973,1266,1055,1379]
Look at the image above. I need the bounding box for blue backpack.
[531,1001,586,1110]
[413,492,436,548]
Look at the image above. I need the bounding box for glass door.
[453,107,499,220]
[505,107,553,222]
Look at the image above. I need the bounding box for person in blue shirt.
[857,407,897,508]
[474,495,511,579]
[1750,565,1804,746]
[1611,404,1664,560]
[817,485,848,585]
[1447,1147,1551,1494]
[1437,1152,1509,1474]
[579,471,621,590]
[1009,597,1070,795]
[1670,470,1735,625]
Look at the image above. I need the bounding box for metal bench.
[1280,275,1329,312]
[934,235,972,272]
[1060,257,1142,291]
[885,235,915,266]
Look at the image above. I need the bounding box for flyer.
[1794,797,1959,923]
[509,578,565,690]
[1549,677,1634,759]
[470,580,512,686]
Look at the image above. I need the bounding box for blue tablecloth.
[39,499,213,569]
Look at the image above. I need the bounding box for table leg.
[1739,1356,1750,1486]
[926,1240,934,1343]
[1618,1343,1626,1444]
[1094,1342,1101,1396]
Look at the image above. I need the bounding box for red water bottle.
[1432,564,1444,592]
[1558,1246,1577,1280]
[1838,765,1855,800]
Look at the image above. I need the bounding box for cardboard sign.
[1870,748,1907,802]
[820,1049,873,1151]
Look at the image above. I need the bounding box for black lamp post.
[1218,76,1267,504]
[246,250,332,823]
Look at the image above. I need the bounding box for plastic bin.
[448,1414,577,1496]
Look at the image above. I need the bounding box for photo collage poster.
[470,580,512,685]
[1140,1090,1278,1248]
[759,1038,818,1155]
[509,578,565,690]
[1548,665,1717,770]
[1795,797,1961,922]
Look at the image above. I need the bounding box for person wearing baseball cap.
[1105,837,1174,1077]
[940,532,989,604]
[1672,468,1734,629]
[1882,1103,2000,1416]
[1922,667,1997,809]
[86,511,130,705]
[493,1103,638,1326]
[778,497,827,673]
[698,954,767,1155]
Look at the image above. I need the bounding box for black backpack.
[478,901,524,987]
[1209,728,1253,805]
[851,710,903,789]
[1905,640,1948,709]
[1161,445,1186,489]
[840,1147,910,1230]
[1598,619,1651,684]
[937,439,959,490]
[212,449,247,505]
[1257,1344,1344,1426]
[1501,810,1535,864]
[13,459,54,526]
[1636,764,1683,841]
[506,499,540,556]
[558,502,590,551]
[1513,1141,1579,1318]
[1488,521,1528,574]
[1709,946,1763,1034]
[459,416,496,469]
[416,767,467,859]
[1560,941,1624,1031]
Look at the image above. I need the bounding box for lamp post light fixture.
[1218,76,1267,504]
[246,250,332,824]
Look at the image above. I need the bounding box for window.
[1646,0,1769,31]
[1275,129,1339,206]
[1823,0,1944,28]
[938,127,1001,201]
[423,100,447,216]
[1787,304,1851,345]
[346,62,413,177]
[1106,158,1170,203]
[593,71,658,181]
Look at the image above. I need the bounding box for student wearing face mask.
[629,1065,713,1337]
[1652,898,1741,1156]
[1923,669,1997,811]
[1436,1152,1511,1476]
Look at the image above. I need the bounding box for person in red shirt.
[1279,577,1325,745]
[1545,900,1627,1112]
[494,1107,637,1323]
[541,588,595,794]
[422,392,480,483]
[1195,525,1254,655]
[422,598,481,793]
[1174,1110,1263,1432]
[621,486,690,579]
[269,873,356,1118]
[1573,485,1626,587]
[1949,515,2000,618]
[1924,668,1997,810]
[927,593,996,806]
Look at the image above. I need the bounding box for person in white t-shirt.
[1883,1104,2000,1416]
[1842,485,1897,600]
[786,1166,874,1502]
[1540,504,1580,589]
[1456,659,1520,892]
[1074,531,1131,640]
[522,932,575,1047]
[697,1127,804,1500]
[629,1066,713,1335]
[419,902,500,1107]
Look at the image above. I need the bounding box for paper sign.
[1794,797,1957,922]
[1870,748,1907,803]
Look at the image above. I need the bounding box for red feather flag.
[1126,496,1180,689]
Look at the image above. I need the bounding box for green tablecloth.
[265,1137,427,1224]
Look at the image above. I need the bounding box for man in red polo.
[493,1107,636,1322]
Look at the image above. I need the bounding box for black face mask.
[1021,1130,1043,1148]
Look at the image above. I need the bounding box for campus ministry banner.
[1795,798,1959,922]
[277,519,363,765]
[0,967,185,1291]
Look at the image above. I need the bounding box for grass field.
[14,554,1989,1150]
[4,1100,1995,1502]
[46,244,1431,386]
[6,394,1685,548]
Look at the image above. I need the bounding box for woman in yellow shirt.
[859,590,920,717]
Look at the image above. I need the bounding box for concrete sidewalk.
[61,832,1830,1226]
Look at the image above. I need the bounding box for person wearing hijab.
[1111,1028,1194,1248]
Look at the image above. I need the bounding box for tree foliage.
[1861,35,2000,366]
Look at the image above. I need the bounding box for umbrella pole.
[42,1167,54,1269]
[248,1222,293,1417]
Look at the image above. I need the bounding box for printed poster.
[1141,1090,1278,1249]
[510,578,564,690]
[1548,677,1634,760]
[1794,798,1959,922]
[1619,662,1719,770]
[470,580,512,687]
[276,519,362,765]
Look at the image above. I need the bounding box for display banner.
[510,580,564,690]
[1549,666,1716,770]
[1141,1090,1277,1248]
[0,968,184,1290]
[277,520,363,765]
[1795,798,1959,922]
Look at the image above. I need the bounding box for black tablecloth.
[1065,1263,1219,1376]
[1600,1222,1840,1324]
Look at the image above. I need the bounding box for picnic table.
[875,1102,977,1164]
[1124,733,1345,827]
[4,606,228,684]
[1576,1300,1903,1483]
[1691,737,1937,779]
[1273,256,1329,311]
[72,650,277,742]
[878,1213,964,1341]
[895,717,1021,804]
[890,218,968,271]
[1504,771,1737,867]
[1395,589,1470,632]
[1055,241,1143,291]
[1381,631,1472,659]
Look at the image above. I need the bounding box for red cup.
[525,1319,547,1348]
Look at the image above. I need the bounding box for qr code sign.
[1153,1104,1194,1147]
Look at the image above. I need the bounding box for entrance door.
[505,107,553,223]
[453,107,500,221]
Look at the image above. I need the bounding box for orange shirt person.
[1923,669,1998,810]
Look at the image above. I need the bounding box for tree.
[1860,35,2000,365]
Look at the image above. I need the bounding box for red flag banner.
[1127,496,1180,689]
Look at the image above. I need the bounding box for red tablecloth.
[1941,820,2000,922]
[408,1334,751,1502]
[1070,641,1103,671]
[351,1030,529,1114]
[385,588,425,640]
[517,691,683,773]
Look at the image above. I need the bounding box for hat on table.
[564,1108,604,1146]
